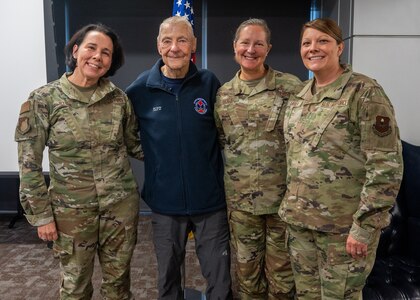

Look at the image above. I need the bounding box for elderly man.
[126,16,232,300]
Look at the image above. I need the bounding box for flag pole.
[201,0,207,69]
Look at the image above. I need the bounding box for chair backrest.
[400,141,420,262]
[375,140,420,262]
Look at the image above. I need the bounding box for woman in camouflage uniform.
[215,18,301,299]
[279,18,403,299]
[15,24,142,299]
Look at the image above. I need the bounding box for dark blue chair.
[363,141,420,299]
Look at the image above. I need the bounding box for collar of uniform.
[297,64,353,103]
[230,65,275,96]
[60,72,116,104]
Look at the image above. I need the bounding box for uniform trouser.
[286,224,380,300]
[229,210,295,300]
[151,209,232,300]
[52,194,139,300]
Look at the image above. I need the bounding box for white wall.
[1,0,419,174]
[0,0,48,172]
[352,0,420,145]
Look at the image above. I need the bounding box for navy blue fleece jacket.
[126,59,226,215]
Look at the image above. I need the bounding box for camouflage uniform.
[215,67,301,299]
[15,73,142,300]
[278,65,403,299]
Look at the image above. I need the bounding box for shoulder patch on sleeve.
[15,100,38,141]
[372,115,392,137]
[361,104,399,152]
[17,117,31,134]
[20,101,31,114]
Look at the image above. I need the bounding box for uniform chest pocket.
[52,105,88,143]
[308,108,339,148]
[296,105,348,150]
[92,100,124,143]
[220,106,245,144]
[308,106,349,149]
[227,120,245,148]
[284,100,303,145]
[108,104,123,141]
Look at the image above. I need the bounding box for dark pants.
[151,209,233,300]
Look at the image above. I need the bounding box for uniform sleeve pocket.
[361,103,398,152]
[15,103,39,141]
[53,232,74,255]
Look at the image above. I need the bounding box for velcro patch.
[18,117,31,134]
[20,101,31,114]
[372,115,392,137]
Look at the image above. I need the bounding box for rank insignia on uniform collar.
[373,115,392,137]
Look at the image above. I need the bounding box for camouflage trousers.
[229,210,295,300]
[52,193,139,300]
[286,224,380,300]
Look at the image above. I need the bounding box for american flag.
[172,0,194,28]
[172,0,195,62]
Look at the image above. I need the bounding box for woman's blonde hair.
[234,18,271,45]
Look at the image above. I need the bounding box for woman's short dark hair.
[64,23,124,77]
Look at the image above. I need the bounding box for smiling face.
[300,27,343,75]
[234,25,272,80]
[157,21,196,79]
[70,30,113,86]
